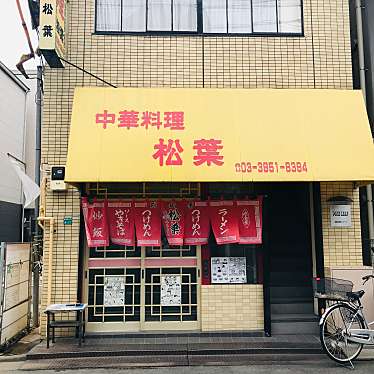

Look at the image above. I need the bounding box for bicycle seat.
[346,290,365,300]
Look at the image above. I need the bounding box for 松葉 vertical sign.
[39,0,65,68]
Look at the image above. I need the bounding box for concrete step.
[270,258,310,270]
[26,340,322,361]
[271,321,319,335]
[271,313,319,335]
[271,314,319,323]
[269,271,312,286]
[270,286,313,299]
[21,353,328,370]
[271,302,314,315]
[270,269,312,282]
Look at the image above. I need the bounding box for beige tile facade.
[320,182,363,272]
[40,0,362,335]
[201,285,264,331]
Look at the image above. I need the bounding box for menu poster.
[104,276,126,306]
[228,257,247,283]
[161,275,181,306]
[211,257,247,284]
[211,257,230,283]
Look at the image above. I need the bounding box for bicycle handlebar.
[362,274,374,284]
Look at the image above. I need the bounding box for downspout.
[32,65,42,327]
[37,177,55,307]
[355,0,374,265]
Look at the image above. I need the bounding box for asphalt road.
[2,359,374,374]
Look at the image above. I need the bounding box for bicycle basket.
[313,277,353,300]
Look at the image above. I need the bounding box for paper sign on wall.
[104,276,126,306]
[330,204,352,228]
[211,257,247,284]
[161,275,181,306]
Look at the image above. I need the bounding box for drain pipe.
[37,177,55,306]
[355,0,374,266]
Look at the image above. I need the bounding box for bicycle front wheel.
[320,303,365,364]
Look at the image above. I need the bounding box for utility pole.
[32,65,42,328]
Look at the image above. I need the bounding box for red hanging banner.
[209,201,239,245]
[107,201,135,246]
[81,197,109,247]
[184,201,210,245]
[161,201,186,246]
[134,200,161,246]
[236,197,263,244]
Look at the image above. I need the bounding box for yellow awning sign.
[65,88,374,183]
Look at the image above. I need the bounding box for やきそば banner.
[82,199,263,248]
[66,88,374,183]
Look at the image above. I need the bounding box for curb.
[0,353,27,362]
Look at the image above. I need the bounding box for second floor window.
[96,0,303,35]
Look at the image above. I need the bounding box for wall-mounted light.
[327,196,353,205]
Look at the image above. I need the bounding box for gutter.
[355,0,374,265]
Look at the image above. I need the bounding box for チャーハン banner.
[82,197,109,247]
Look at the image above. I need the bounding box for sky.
[0,0,39,70]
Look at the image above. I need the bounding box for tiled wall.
[40,0,358,335]
[201,285,264,331]
[320,182,363,272]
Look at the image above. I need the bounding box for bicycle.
[313,275,374,368]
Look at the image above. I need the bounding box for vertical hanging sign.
[236,197,263,244]
[134,200,161,246]
[209,201,239,244]
[161,201,186,246]
[39,0,65,68]
[184,201,210,245]
[107,201,135,246]
[81,198,109,247]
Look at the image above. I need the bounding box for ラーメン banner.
[209,201,239,245]
[82,198,109,247]
[107,201,135,246]
[134,200,161,246]
[66,88,374,183]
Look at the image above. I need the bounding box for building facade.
[39,0,374,336]
[0,62,32,242]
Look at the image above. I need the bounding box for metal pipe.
[15,0,35,56]
[32,66,43,328]
[47,219,54,306]
[37,175,55,306]
[355,0,374,264]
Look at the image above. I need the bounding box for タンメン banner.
[184,201,210,245]
[209,201,239,245]
[134,200,161,246]
[161,201,186,246]
[107,201,135,246]
[236,198,263,244]
[82,197,109,247]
